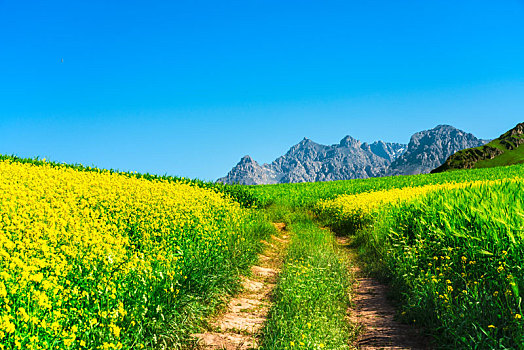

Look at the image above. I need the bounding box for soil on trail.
[337,237,431,350]
[193,223,288,350]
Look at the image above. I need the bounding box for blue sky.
[1,1,523,180]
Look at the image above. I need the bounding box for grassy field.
[250,163,524,348]
[314,169,524,348]
[244,163,524,208]
[366,180,524,348]
[2,155,524,349]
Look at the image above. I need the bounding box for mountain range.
[218,125,488,185]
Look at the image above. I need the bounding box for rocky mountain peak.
[386,125,487,176]
[239,155,255,164]
[297,137,319,147]
[339,135,361,148]
[434,124,457,131]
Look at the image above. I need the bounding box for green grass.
[259,210,353,350]
[138,210,276,348]
[246,163,524,208]
[474,145,524,168]
[165,211,276,348]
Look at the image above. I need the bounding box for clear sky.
[1,1,523,181]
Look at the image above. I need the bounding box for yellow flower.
[110,324,121,338]
[29,272,44,283]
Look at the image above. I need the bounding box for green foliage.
[164,211,276,347]
[143,211,275,348]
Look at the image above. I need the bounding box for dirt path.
[193,223,288,349]
[337,237,431,350]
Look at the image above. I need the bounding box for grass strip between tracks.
[259,208,354,349]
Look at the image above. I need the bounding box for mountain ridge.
[218,125,486,185]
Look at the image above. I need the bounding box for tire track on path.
[193,223,288,349]
[337,236,431,350]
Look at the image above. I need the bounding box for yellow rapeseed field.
[0,160,251,349]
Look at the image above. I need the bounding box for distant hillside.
[432,122,524,173]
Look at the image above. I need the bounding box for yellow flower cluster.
[0,160,249,349]
[317,180,496,222]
